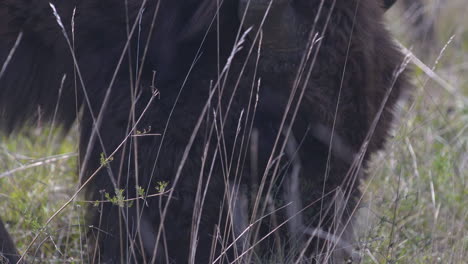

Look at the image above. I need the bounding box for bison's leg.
[0,218,21,264]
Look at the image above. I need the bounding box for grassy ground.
[358,2,468,263]
[1,2,467,263]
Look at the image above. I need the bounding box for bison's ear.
[382,0,397,11]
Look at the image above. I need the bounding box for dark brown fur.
[0,219,20,263]
[0,0,410,263]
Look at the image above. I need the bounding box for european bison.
[0,0,410,263]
